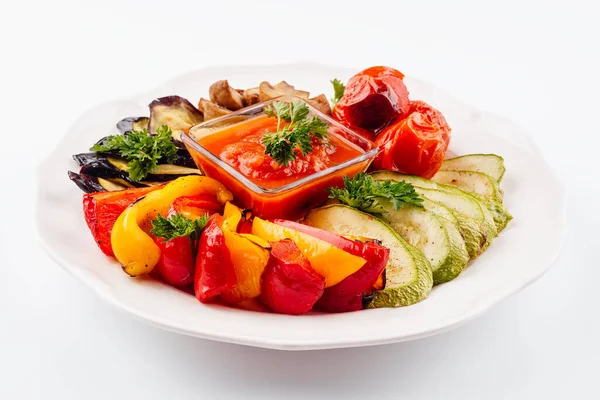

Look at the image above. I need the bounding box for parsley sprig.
[261,101,329,166]
[331,79,345,107]
[150,213,210,256]
[328,173,423,214]
[91,125,177,182]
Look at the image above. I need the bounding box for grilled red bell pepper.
[172,195,224,218]
[273,220,389,312]
[83,185,162,257]
[152,235,194,288]
[260,239,325,315]
[152,195,225,287]
[194,215,237,303]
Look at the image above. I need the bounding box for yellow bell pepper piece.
[220,203,270,304]
[111,176,233,277]
[251,217,366,287]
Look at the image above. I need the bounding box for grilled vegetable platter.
[68,66,511,315]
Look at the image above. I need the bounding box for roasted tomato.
[408,100,451,148]
[83,185,161,257]
[373,100,451,178]
[333,66,410,134]
[260,239,325,315]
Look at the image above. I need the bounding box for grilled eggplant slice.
[72,153,200,189]
[209,80,245,110]
[148,96,204,141]
[69,171,105,193]
[78,157,146,188]
[75,146,195,169]
[116,117,149,134]
[68,171,130,193]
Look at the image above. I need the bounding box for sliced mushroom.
[198,98,233,121]
[242,87,261,106]
[209,80,245,110]
[308,94,332,115]
[274,81,310,99]
[258,81,310,102]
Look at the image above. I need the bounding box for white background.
[1,1,598,399]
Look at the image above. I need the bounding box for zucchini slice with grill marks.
[304,204,433,308]
[442,154,506,182]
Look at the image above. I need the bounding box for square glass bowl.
[181,96,378,220]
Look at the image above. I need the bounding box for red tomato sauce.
[199,115,362,189]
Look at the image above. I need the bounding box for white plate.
[36,62,566,350]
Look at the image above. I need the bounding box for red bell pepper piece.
[194,215,237,303]
[260,239,325,315]
[172,195,224,218]
[273,220,389,312]
[152,235,194,288]
[83,185,162,257]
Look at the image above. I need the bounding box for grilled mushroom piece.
[308,94,332,115]
[148,96,204,141]
[116,117,149,134]
[258,81,310,102]
[198,98,233,121]
[209,80,245,110]
[242,87,261,106]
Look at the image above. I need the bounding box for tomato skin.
[409,100,451,148]
[373,101,451,179]
[333,66,410,134]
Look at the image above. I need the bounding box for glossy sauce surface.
[199,115,362,188]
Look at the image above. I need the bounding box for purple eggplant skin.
[68,171,106,193]
[148,96,204,140]
[77,157,145,188]
[73,148,195,169]
[116,116,149,134]
[73,152,99,166]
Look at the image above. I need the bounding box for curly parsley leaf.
[150,213,210,242]
[261,101,330,166]
[331,79,346,107]
[328,173,423,214]
[90,125,178,182]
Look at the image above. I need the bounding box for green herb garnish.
[91,125,178,182]
[262,101,329,166]
[328,173,423,214]
[150,213,210,256]
[331,79,346,107]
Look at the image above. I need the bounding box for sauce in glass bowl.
[182,98,378,220]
